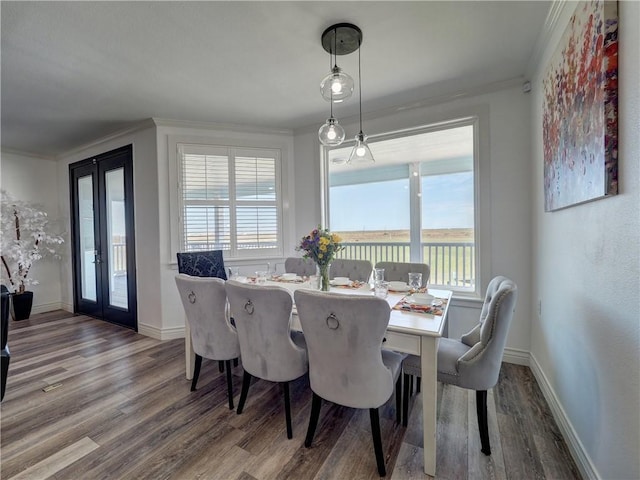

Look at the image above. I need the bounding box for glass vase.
[317,264,330,291]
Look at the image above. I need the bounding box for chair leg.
[403,373,410,427]
[191,354,203,391]
[225,360,234,410]
[395,375,402,424]
[410,375,414,394]
[237,370,252,414]
[283,382,293,439]
[416,376,421,394]
[233,358,239,368]
[369,408,386,477]
[218,360,224,373]
[476,390,491,455]
[305,393,322,447]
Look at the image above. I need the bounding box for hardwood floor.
[1,311,581,479]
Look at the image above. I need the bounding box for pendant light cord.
[330,32,336,117]
[358,39,363,135]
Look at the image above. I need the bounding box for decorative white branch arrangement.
[1,190,64,294]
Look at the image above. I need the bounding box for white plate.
[280,273,298,281]
[388,281,409,292]
[331,277,351,286]
[408,293,435,305]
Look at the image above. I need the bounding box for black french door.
[70,145,137,330]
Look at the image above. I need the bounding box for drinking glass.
[374,268,385,285]
[228,267,239,279]
[374,281,389,299]
[255,271,268,285]
[408,272,422,291]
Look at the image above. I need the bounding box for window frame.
[320,115,486,297]
[169,134,290,262]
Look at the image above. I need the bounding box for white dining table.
[182,278,451,476]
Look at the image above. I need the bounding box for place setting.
[329,276,367,289]
[393,291,447,315]
[272,273,306,283]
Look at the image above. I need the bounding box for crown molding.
[55,118,157,160]
[152,118,293,136]
[525,0,568,78]
[294,76,524,136]
[1,147,56,161]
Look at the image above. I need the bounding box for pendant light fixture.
[348,37,375,164]
[318,89,346,146]
[319,24,361,103]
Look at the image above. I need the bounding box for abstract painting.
[542,0,618,211]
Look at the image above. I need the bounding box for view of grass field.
[334,228,475,288]
[335,228,474,243]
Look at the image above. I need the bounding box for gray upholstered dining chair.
[177,249,230,373]
[174,274,240,409]
[284,257,316,276]
[294,289,405,477]
[402,276,518,456]
[329,259,373,282]
[225,280,308,439]
[374,261,430,287]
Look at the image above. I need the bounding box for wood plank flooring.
[1,311,581,479]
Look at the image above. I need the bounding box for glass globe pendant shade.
[318,117,346,146]
[348,132,375,164]
[320,66,354,103]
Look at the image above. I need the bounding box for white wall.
[0,151,63,313]
[155,121,296,337]
[56,124,162,334]
[530,2,640,479]
[293,84,533,359]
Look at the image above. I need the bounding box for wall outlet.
[538,300,542,317]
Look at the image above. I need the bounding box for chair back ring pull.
[244,299,254,315]
[188,291,197,304]
[326,313,340,330]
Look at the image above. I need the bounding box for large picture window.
[325,119,477,292]
[178,143,282,258]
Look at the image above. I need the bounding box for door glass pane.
[105,168,128,309]
[78,175,96,301]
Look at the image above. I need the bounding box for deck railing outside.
[112,243,127,274]
[180,239,475,288]
[336,241,475,288]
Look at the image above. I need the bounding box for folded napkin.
[272,275,305,283]
[332,280,367,289]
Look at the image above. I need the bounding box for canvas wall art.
[542,0,618,212]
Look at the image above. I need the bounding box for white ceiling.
[1,1,551,158]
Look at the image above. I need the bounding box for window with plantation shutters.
[178,144,282,258]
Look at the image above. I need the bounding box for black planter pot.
[11,291,33,321]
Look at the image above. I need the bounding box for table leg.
[421,335,439,476]
[185,318,195,380]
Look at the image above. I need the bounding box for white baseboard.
[61,302,73,312]
[503,347,530,366]
[32,302,64,315]
[30,302,73,315]
[138,322,185,341]
[529,353,599,480]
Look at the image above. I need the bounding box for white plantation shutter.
[179,144,282,257]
